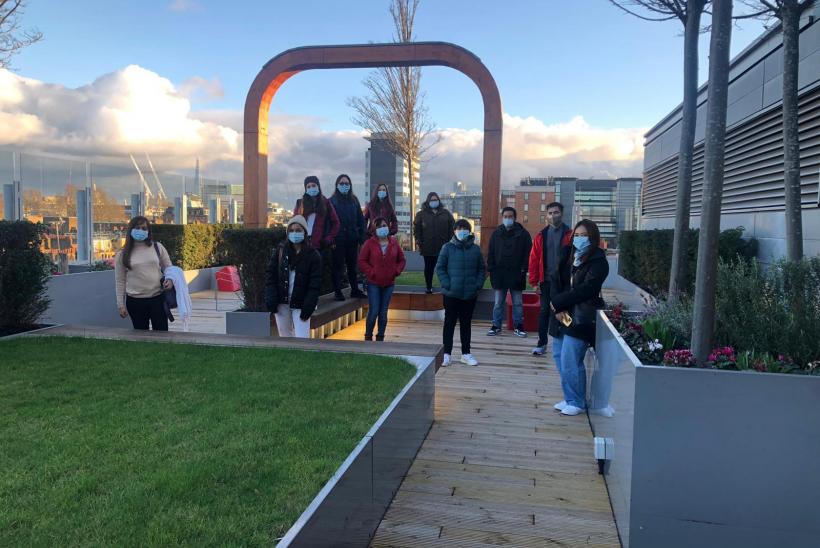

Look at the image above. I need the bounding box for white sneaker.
[531,346,546,356]
[553,400,567,411]
[590,405,615,418]
[442,353,451,367]
[460,354,479,366]
[560,405,585,416]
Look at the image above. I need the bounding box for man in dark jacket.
[528,202,572,356]
[329,174,366,300]
[486,207,532,337]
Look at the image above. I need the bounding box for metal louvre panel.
[643,86,820,218]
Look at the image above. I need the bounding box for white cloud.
[0,65,646,204]
[178,76,224,102]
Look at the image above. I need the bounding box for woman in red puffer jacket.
[358,217,406,341]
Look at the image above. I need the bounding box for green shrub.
[151,224,238,270]
[89,259,114,271]
[220,228,284,312]
[619,227,757,295]
[0,220,52,328]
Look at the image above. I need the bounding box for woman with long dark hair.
[550,219,609,416]
[364,183,398,237]
[414,191,454,293]
[329,174,366,300]
[293,175,341,251]
[264,216,323,338]
[114,216,173,331]
[358,217,406,341]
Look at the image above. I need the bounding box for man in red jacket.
[528,202,572,356]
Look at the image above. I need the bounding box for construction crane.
[144,153,167,202]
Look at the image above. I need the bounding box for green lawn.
[395,270,492,289]
[0,337,415,546]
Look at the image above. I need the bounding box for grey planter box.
[225,310,272,338]
[589,311,820,548]
[277,354,435,547]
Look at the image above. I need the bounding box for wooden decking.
[331,319,621,548]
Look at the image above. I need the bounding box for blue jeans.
[551,334,563,375]
[558,334,589,409]
[366,284,394,337]
[492,289,523,329]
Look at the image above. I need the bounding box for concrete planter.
[277,354,435,547]
[588,311,820,547]
[225,310,271,338]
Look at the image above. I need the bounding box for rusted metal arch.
[244,41,502,252]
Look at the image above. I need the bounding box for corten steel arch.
[244,41,502,252]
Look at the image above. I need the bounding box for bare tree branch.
[607,0,681,21]
[0,0,43,70]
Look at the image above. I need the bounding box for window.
[523,215,528,223]
[541,192,546,200]
[540,203,546,211]
[523,193,529,201]
[540,215,546,224]
[524,204,529,212]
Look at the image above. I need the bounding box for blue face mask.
[131,228,148,241]
[376,227,390,238]
[288,231,305,244]
[338,184,350,194]
[429,200,440,209]
[502,218,514,228]
[377,190,387,200]
[455,230,470,241]
[573,235,591,252]
[306,186,320,197]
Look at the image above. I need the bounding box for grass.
[395,270,492,289]
[0,337,415,546]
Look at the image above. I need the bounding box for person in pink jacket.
[358,217,406,341]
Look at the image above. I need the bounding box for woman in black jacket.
[549,219,609,416]
[265,216,323,338]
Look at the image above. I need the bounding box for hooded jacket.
[358,235,406,287]
[435,234,486,301]
[414,203,455,257]
[528,223,572,287]
[487,221,533,291]
[293,185,341,249]
[264,242,323,320]
[550,246,609,345]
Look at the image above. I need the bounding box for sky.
[0,0,769,205]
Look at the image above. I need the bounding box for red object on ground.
[506,291,540,331]
[216,266,241,292]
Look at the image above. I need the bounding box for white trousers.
[274,304,311,338]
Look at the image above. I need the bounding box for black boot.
[364,334,373,341]
[350,287,366,298]
[334,290,345,301]
[375,334,385,342]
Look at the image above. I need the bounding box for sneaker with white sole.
[514,327,528,338]
[560,405,584,416]
[460,354,479,366]
[553,400,567,411]
[589,405,615,417]
[486,326,502,336]
[441,353,451,367]
[531,346,546,356]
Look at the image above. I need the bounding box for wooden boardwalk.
[332,319,620,548]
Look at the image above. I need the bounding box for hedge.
[151,224,240,270]
[0,220,52,329]
[220,228,285,312]
[619,227,758,295]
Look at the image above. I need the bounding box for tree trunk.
[669,0,705,297]
[408,152,416,251]
[782,0,804,261]
[691,0,733,365]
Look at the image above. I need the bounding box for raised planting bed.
[587,311,820,548]
[0,337,428,546]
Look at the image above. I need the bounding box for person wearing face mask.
[364,184,398,237]
[114,216,174,331]
[549,219,609,416]
[486,207,533,337]
[435,219,486,367]
[358,217,406,341]
[414,192,455,294]
[329,174,366,300]
[265,216,323,338]
[528,202,573,357]
[293,175,340,285]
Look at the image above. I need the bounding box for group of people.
[114,176,608,416]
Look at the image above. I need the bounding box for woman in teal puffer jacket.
[435,219,486,367]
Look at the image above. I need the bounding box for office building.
[364,133,420,239]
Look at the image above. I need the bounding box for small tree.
[0,0,43,69]
[690,0,734,364]
[0,220,52,329]
[347,0,440,250]
[740,0,814,261]
[608,0,709,297]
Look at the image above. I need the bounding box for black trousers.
[423,255,438,291]
[332,241,360,292]
[442,295,477,354]
[537,282,551,347]
[126,294,168,331]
